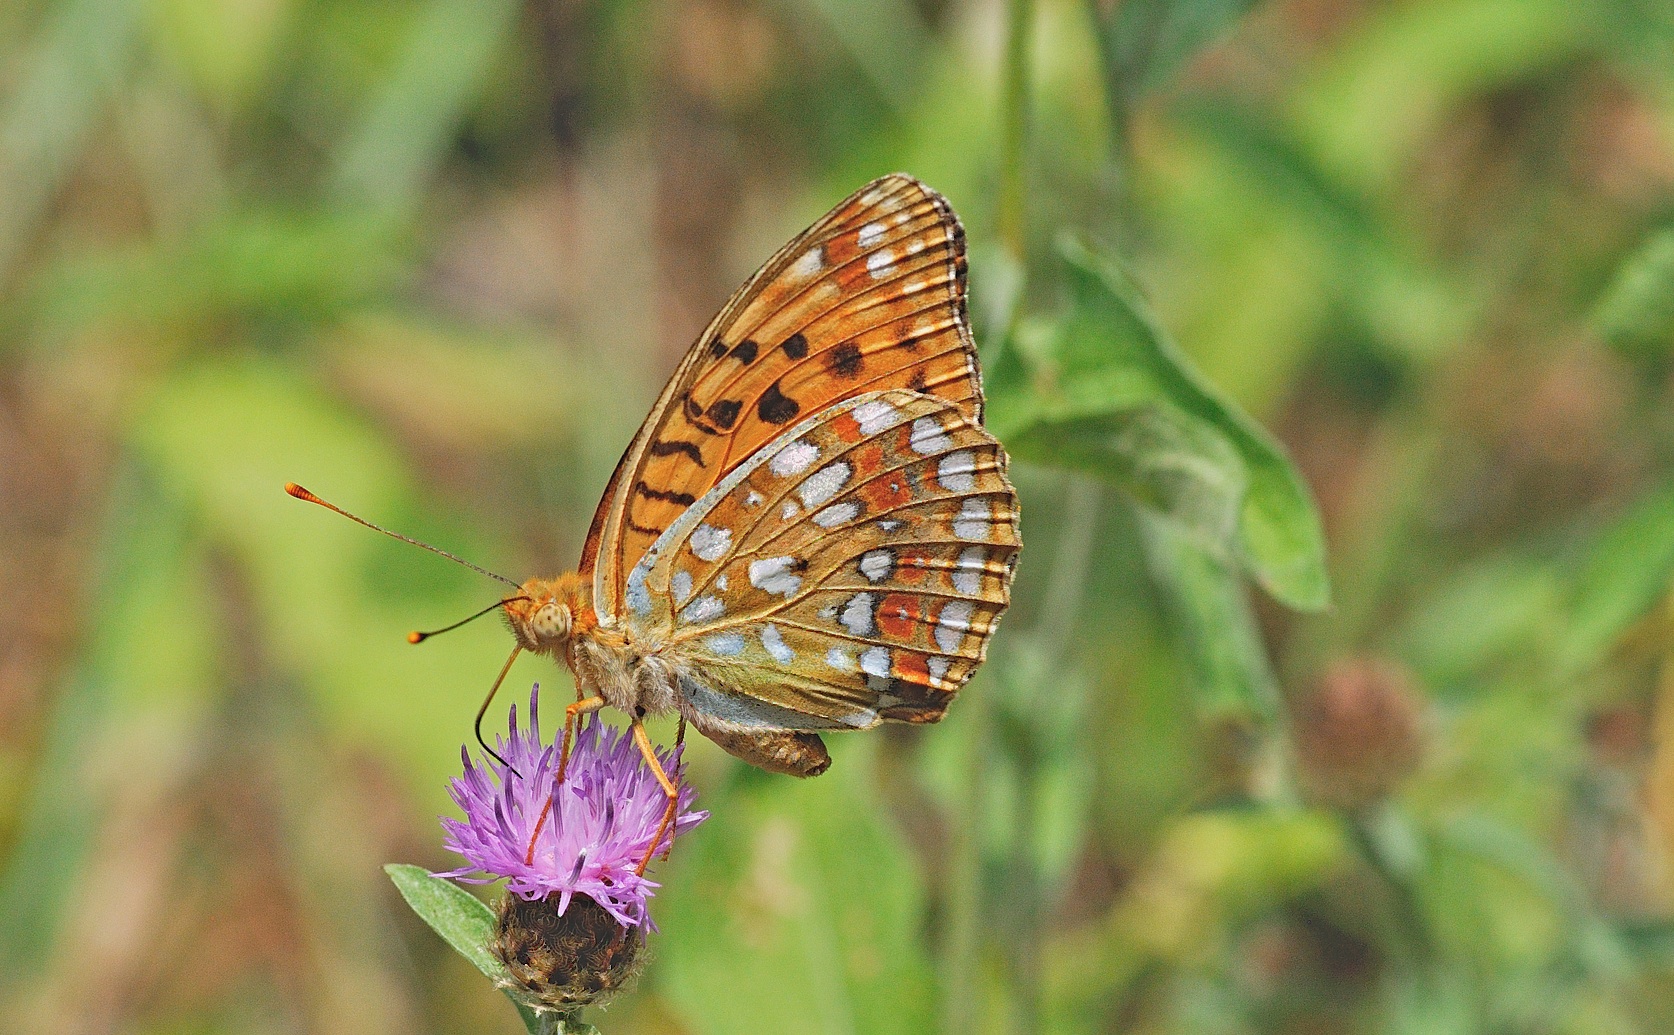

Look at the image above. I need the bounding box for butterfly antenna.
[284,483,520,589]
[476,645,524,773]
[409,596,531,645]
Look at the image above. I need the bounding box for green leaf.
[1437,816,1633,981]
[655,740,937,1035]
[150,0,295,112]
[1091,0,1262,113]
[1136,509,1278,721]
[329,0,522,220]
[0,0,144,281]
[1556,481,1674,678]
[1294,0,1595,195]
[1176,100,1472,363]
[1594,227,1674,359]
[1015,403,1245,560]
[384,864,500,978]
[383,864,543,1034]
[1401,482,1674,686]
[25,207,402,338]
[1003,235,1329,611]
[782,0,928,109]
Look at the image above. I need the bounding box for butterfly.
[291,174,1019,870]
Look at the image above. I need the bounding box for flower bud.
[492,892,646,1012]
[1293,657,1425,810]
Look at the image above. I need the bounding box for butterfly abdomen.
[696,725,832,777]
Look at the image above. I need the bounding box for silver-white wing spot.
[790,246,824,280]
[771,439,820,477]
[761,624,794,664]
[952,546,985,595]
[853,399,900,436]
[840,593,876,636]
[690,523,732,562]
[934,600,975,651]
[799,462,851,507]
[938,451,976,492]
[682,595,725,624]
[626,561,652,617]
[859,548,894,582]
[749,556,802,598]
[814,501,861,528]
[859,645,891,678]
[910,417,953,455]
[705,631,746,656]
[953,498,990,540]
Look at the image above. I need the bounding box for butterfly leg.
[659,715,688,862]
[524,694,606,865]
[630,719,680,876]
[555,695,607,786]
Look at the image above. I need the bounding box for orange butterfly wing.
[619,391,1019,729]
[580,174,982,623]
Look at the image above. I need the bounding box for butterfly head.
[504,572,590,655]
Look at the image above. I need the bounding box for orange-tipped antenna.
[285,483,520,589]
[409,596,531,644]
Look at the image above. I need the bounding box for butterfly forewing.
[620,391,1018,729]
[584,175,982,622]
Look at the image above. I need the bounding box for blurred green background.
[4,0,1674,1031]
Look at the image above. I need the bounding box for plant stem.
[1007,725,1044,1035]
[543,1012,600,1035]
[1007,480,1101,1035]
[940,693,990,1035]
[1345,810,1432,971]
[1038,476,1102,674]
[997,0,1035,266]
[947,4,1046,1031]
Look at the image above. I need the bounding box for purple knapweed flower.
[439,685,706,929]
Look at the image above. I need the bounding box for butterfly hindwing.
[583,175,982,623]
[620,390,1018,729]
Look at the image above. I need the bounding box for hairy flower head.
[438,685,706,928]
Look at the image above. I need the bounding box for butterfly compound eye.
[525,599,572,647]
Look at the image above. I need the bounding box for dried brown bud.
[492,892,645,1013]
[1293,658,1426,811]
